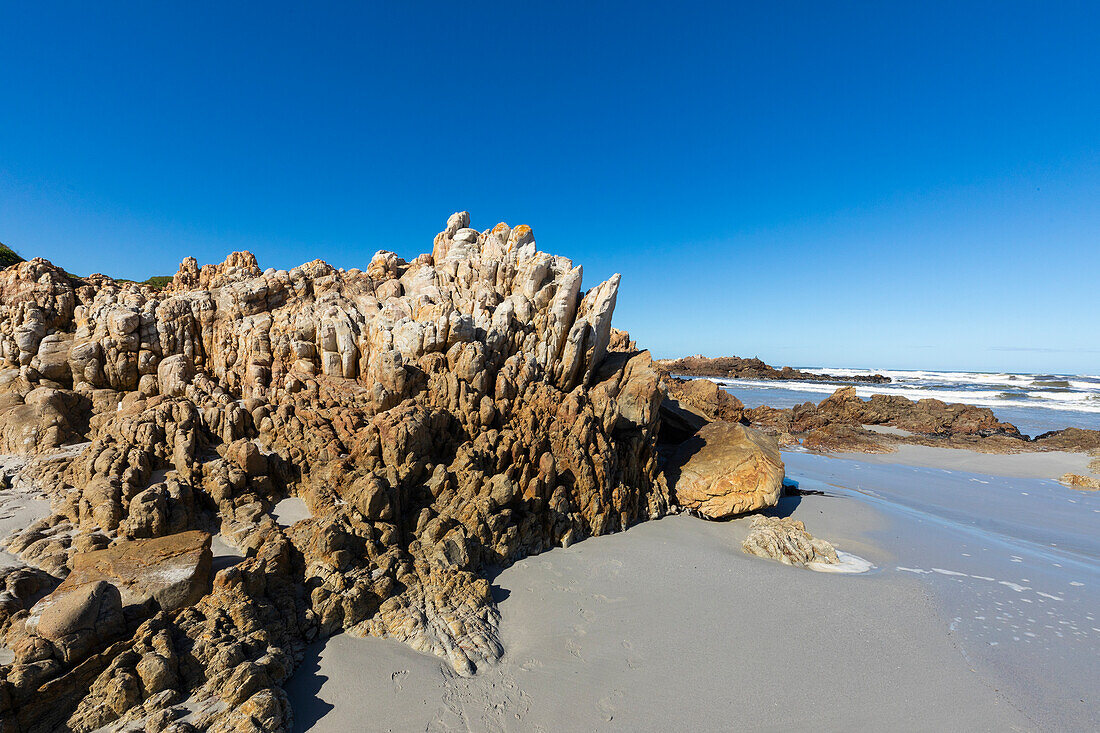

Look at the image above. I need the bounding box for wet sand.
[835,443,1098,480]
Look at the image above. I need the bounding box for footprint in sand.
[566,638,583,660]
[538,559,563,577]
[579,607,596,622]
[621,639,644,668]
[571,623,587,637]
[390,669,408,691]
[520,657,543,671]
[596,689,624,721]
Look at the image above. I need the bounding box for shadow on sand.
[285,640,334,732]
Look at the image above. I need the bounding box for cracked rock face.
[0,213,669,732]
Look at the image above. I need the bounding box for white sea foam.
[710,377,1100,414]
[801,367,1100,389]
[808,550,874,574]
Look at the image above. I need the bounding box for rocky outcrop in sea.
[668,377,1100,458]
[656,355,891,384]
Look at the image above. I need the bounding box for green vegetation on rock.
[0,242,169,288]
[0,242,25,268]
[142,275,172,289]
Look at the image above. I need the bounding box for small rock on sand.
[1059,473,1100,491]
[742,515,839,567]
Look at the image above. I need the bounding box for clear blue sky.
[2,2,1097,374]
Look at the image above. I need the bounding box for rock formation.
[751,385,1023,439]
[657,355,890,384]
[741,516,838,567]
[739,385,1035,453]
[0,213,672,732]
[665,377,746,424]
[666,379,1100,462]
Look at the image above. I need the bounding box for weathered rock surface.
[0,213,670,732]
[0,387,84,455]
[46,531,211,612]
[1033,427,1100,453]
[24,580,124,664]
[751,385,1023,439]
[741,515,839,566]
[667,421,784,519]
[801,423,898,454]
[665,380,1100,462]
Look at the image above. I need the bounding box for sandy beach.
[4,440,1096,730]
[286,446,1100,732]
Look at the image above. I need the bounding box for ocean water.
[783,450,1100,729]
[702,368,1100,437]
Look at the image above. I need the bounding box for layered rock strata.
[0,213,670,732]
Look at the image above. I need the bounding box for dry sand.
[286,445,1100,731]
[0,455,52,666]
[285,499,1033,731]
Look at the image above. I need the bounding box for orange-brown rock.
[657,354,890,383]
[1059,473,1100,491]
[666,377,746,424]
[801,424,897,454]
[52,531,212,612]
[666,421,784,518]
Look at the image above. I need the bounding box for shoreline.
[285,444,1100,731]
[286,509,1028,732]
[655,356,891,384]
[3,442,1096,729]
[2,372,1096,729]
